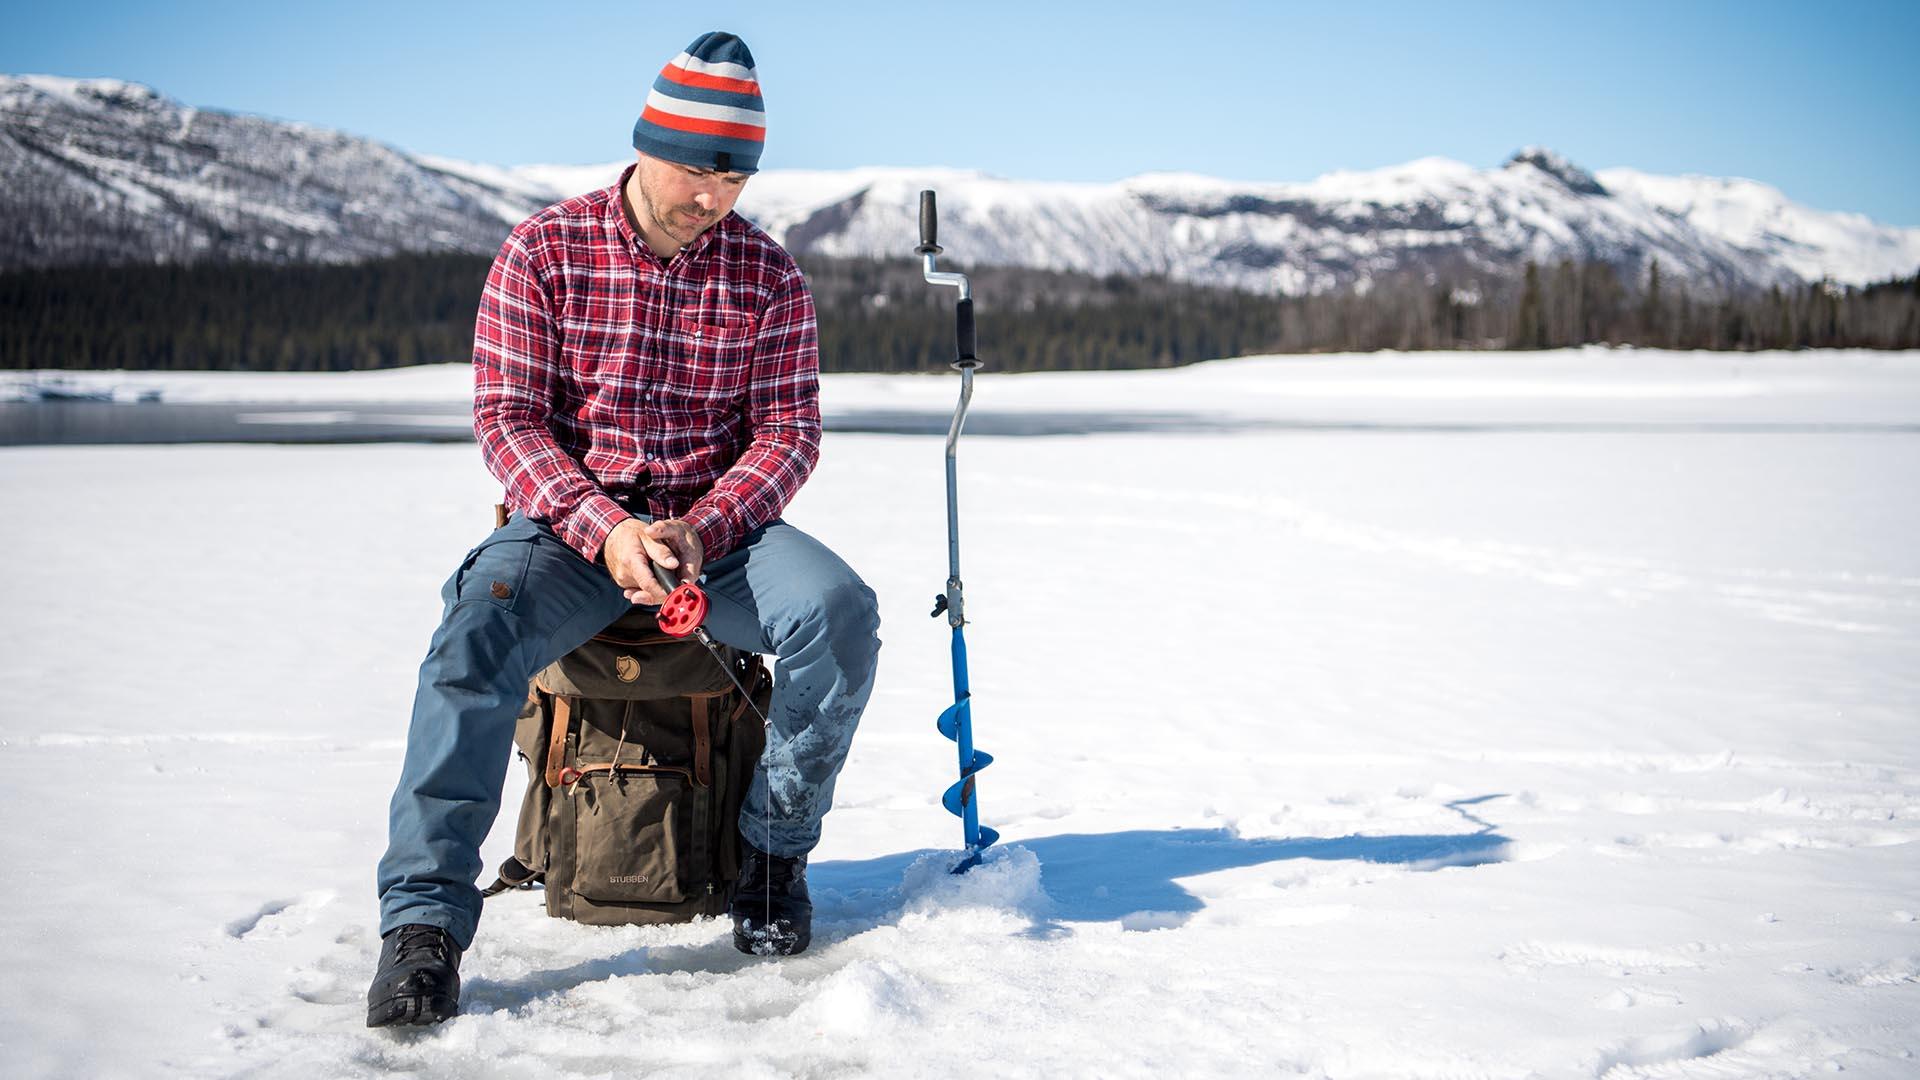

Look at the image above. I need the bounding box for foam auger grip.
[916,189,941,254]
[956,298,976,364]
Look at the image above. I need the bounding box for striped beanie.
[632,31,766,175]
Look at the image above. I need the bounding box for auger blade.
[936,698,967,740]
[941,776,969,816]
[939,751,995,816]
[948,825,1003,874]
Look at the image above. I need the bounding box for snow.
[506,162,629,203]
[13,346,1914,421]
[413,155,568,203]
[2,349,1918,1078]
[1291,156,1484,205]
[1597,168,1920,287]
[58,140,341,235]
[7,74,162,113]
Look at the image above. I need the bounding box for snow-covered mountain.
[6,74,1917,294]
[1592,166,1920,288]
[0,75,537,266]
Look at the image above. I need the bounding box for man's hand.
[603,518,705,605]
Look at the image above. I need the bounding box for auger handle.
[915,190,941,255]
[650,562,708,638]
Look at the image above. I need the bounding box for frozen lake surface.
[1,349,1916,1078]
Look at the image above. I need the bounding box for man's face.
[633,152,750,247]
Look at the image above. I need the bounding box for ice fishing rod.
[649,563,767,727]
[916,189,999,874]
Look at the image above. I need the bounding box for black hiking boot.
[730,847,812,956]
[366,924,463,1027]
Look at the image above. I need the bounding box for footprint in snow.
[224,890,337,940]
[1498,940,1709,974]
[1592,1020,1754,1076]
[1826,957,1920,987]
[1596,986,1686,1009]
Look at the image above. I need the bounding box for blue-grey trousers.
[376,513,880,948]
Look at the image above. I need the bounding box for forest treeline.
[2,253,1916,373]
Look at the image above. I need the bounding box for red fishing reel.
[656,580,709,638]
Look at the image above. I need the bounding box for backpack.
[483,604,770,926]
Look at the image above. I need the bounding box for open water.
[6,400,1917,446]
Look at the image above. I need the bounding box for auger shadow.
[814,806,1513,925]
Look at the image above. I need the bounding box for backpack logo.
[608,873,648,884]
[615,655,641,682]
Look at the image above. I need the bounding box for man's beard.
[638,181,713,244]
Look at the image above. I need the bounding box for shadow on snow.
[816,813,1512,924]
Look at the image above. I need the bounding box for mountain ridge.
[5,74,1916,295]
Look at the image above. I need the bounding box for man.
[366,31,880,1028]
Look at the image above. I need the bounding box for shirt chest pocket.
[665,312,756,405]
[556,295,639,382]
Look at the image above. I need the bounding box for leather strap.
[569,762,695,785]
[691,696,713,787]
[481,855,540,897]
[728,657,768,725]
[544,695,573,788]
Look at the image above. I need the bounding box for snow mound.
[891,845,1048,919]
[788,959,933,1036]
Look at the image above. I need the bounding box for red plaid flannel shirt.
[472,165,821,564]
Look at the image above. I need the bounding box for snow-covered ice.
[2,349,1917,1078]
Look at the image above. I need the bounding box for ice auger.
[916,189,999,873]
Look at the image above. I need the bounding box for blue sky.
[5,0,1917,224]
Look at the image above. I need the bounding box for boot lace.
[393,925,453,963]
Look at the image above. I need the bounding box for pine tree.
[1512,263,1546,349]
[1640,258,1664,345]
